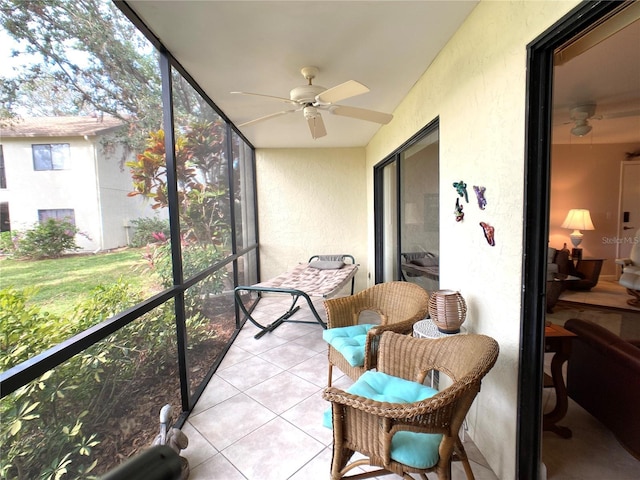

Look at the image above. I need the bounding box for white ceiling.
[127,0,478,148]
[127,1,640,149]
[552,15,640,145]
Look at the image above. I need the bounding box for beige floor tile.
[281,389,334,446]
[291,329,327,352]
[216,355,284,390]
[288,351,333,387]
[221,417,324,480]
[216,344,253,371]
[189,393,275,451]
[244,370,320,414]
[232,327,289,354]
[181,422,217,470]
[288,446,334,479]
[258,341,318,370]
[190,375,240,415]
[188,452,245,480]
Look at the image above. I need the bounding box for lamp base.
[571,248,582,260]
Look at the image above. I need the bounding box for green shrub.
[0,231,16,254]
[13,220,83,259]
[129,217,171,247]
[0,288,70,370]
[149,241,227,314]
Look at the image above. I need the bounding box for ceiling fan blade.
[238,109,298,127]
[307,114,327,139]
[315,80,369,104]
[231,91,298,105]
[594,109,640,120]
[330,105,393,124]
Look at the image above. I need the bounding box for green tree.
[0,0,211,148]
[127,120,231,247]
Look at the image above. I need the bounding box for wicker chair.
[323,331,499,480]
[324,281,429,386]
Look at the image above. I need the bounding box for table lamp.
[561,208,595,259]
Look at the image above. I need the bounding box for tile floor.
[181,296,499,480]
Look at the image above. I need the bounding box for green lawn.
[0,248,162,316]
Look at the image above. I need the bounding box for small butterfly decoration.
[473,186,487,210]
[453,181,468,203]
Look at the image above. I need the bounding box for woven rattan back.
[325,281,429,329]
[378,331,499,388]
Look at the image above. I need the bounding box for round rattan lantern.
[428,290,467,333]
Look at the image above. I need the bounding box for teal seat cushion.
[322,324,375,367]
[391,431,442,469]
[323,371,442,468]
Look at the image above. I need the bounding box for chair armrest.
[323,386,457,433]
[616,258,632,266]
[628,339,640,349]
[324,387,438,418]
[324,297,359,328]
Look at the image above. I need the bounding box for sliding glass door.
[375,121,439,289]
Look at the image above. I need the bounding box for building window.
[0,202,10,232]
[38,208,75,225]
[0,145,6,188]
[32,143,70,171]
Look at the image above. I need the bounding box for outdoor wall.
[0,136,101,251]
[550,142,640,278]
[0,134,155,252]
[365,1,579,478]
[255,147,368,291]
[94,137,157,250]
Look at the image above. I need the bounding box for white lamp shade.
[561,209,595,248]
[561,209,595,231]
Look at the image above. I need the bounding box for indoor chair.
[323,331,499,480]
[323,281,429,386]
[617,227,640,306]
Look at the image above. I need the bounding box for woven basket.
[428,290,467,333]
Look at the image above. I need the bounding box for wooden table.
[543,323,576,438]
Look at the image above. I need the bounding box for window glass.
[32,143,70,170]
[38,208,75,224]
[0,145,6,188]
[400,130,440,292]
[375,124,439,286]
[232,131,257,250]
[381,161,398,282]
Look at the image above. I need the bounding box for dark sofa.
[564,318,640,459]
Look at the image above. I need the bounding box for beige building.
[0,116,156,251]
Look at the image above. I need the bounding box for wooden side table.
[543,323,576,438]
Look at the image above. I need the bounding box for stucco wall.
[255,147,368,291]
[1,134,155,251]
[365,1,579,478]
[0,136,101,250]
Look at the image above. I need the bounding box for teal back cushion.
[322,324,375,366]
[323,370,442,469]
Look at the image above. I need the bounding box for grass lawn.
[0,248,162,316]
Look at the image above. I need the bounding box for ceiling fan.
[563,103,640,137]
[231,66,393,139]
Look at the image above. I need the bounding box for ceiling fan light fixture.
[571,119,592,136]
[303,106,319,120]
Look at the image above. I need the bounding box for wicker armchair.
[324,281,429,386]
[323,331,499,480]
